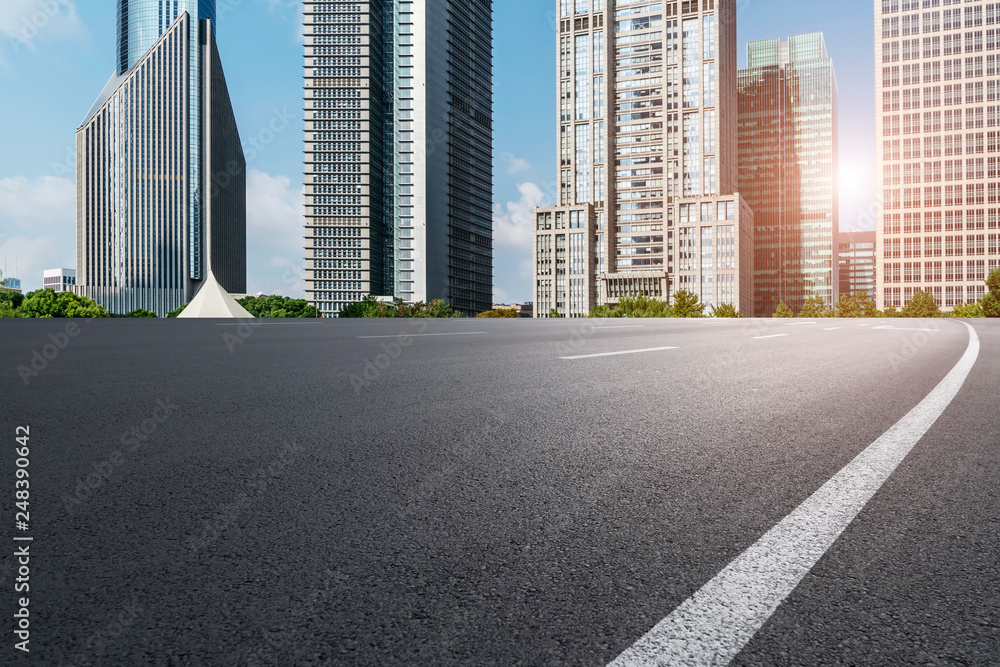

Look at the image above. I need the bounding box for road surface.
[2,317,998,665]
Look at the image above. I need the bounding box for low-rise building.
[43,269,76,293]
[837,232,876,299]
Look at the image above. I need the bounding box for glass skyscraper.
[76,0,245,316]
[534,0,755,318]
[738,33,839,317]
[304,1,494,317]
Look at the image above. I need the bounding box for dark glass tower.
[76,0,245,316]
[304,1,494,317]
[738,33,839,317]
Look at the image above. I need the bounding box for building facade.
[304,1,494,317]
[534,0,754,318]
[76,2,245,316]
[838,231,877,298]
[43,269,77,293]
[875,0,1000,312]
[738,33,839,317]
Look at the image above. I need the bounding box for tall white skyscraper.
[534,0,754,318]
[304,1,494,317]
[875,0,1000,312]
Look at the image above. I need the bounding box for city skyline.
[0,0,877,304]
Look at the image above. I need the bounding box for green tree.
[237,295,318,318]
[338,296,460,318]
[17,289,110,318]
[950,301,984,318]
[984,267,1000,318]
[587,304,620,318]
[711,303,742,318]
[797,295,826,318]
[613,295,674,318]
[124,309,158,318]
[548,308,562,319]
[901,290,942,318]
[165,303,189,318]
[477,307,520,318]
[834,291,880,318]
[338,295,381,318]
[883,305,901,318]
[773,301,794,318]
[672,289,705,318]
[0,269,23,317]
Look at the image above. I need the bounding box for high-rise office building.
[534,0,754,318]
[875,0,1000,312]
[304,1,494,317]
[838,231,877,298]
[738,33,839,317]
[76,1,246,316]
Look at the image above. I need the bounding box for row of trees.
[338,295,461,318]
[0,288,111,318]
[773,268,1000,318]
[0,280,319,319]
[579,290,742,319]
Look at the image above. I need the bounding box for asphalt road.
[1,317,998,666]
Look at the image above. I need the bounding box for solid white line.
[356,332,487,339]
[752,334,789,340]
[823,327,842,331]
[559,346,677,360]
[608,322,979,667]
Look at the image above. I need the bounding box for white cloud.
[501,152,532,175]
[0,175,76,290]
[492,182,548,249]
[0,0,86,63]
[492,287,509,305]
[245,168,307,298]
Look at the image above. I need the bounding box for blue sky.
[0,0,876,302]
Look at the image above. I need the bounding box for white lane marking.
[752,334,789,340]
[356,332,487,339]
[786,322,817,326]
[559,346,678,360]
[608,322,980,667]
[593,325,646,329]
[874,325,941,332]
[857,323,871,327]
[823,327,842,331]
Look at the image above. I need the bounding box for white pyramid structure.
[177,271,254,319]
